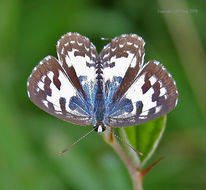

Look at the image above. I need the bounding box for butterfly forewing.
[100,34,145,103]
[107,60,178,127]
[57,32,98,102]
[27,56,92,126]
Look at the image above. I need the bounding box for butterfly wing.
[100,34,145,104]
[57,32,98,103]
[107,60,178,127]
[27,33,100,126]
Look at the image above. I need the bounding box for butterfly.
[27,32,178,134]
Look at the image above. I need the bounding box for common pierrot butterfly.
[27,32,178,136]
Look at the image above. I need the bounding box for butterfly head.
[94,122,106,133]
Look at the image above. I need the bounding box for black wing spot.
[136,101,143,115]
[148,107,156,115]
[122,98,133,113]
[59,97,66,113]
[59,97,66,105]
[69,96,79,110]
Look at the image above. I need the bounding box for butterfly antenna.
[59,127,95,155]
[109,128,143,156]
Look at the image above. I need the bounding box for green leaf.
[119,115,167,167]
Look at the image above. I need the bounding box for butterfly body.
[27,33,178,132]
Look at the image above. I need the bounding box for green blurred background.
[0,0,206,189]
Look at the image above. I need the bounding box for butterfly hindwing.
[107,60,178,127]
[27,56,92,126]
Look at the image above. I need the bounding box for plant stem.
[102,130,143,190]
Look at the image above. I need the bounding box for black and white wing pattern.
[108,60,178,127]
[100,34,145,105]
[100,34,178,127]
[57,33,98,103]
[27,33,98,126]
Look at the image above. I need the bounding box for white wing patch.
[155,106,162,114]
[42,100,49,108]
[124,74,156,115]
[45,70,79,114]
[65,55,72,67]
[149,75,157,85]
[58,48,95,82]
[47,71,54,79]
[103,53,137,81]
[67,49,95,82]
[160,87,167,96]
[37,81,44,91]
